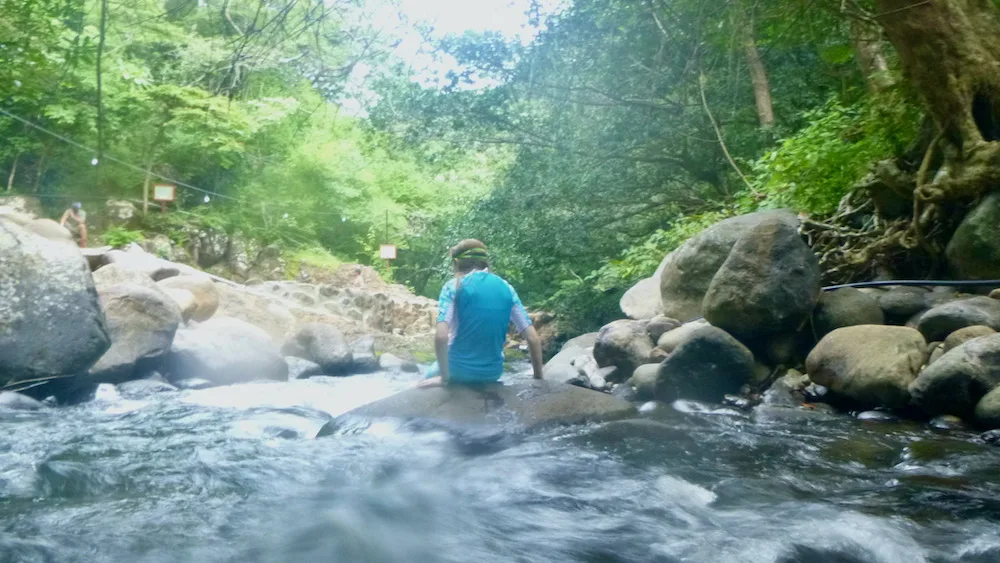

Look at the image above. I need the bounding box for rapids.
[1,365,999,562]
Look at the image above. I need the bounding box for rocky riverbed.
[551,208,1000,436]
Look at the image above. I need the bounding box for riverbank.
[545,207,1000,438]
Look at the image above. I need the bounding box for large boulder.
[162,288,197,322]
[659,210,799,322]
[620,253,675,320]
[916,297,1000,343]
[344,380,635,428]
[101,246,183,280]
[89,283,182,382]
[592,320,655,378]
[805,326,927,410]
[282,323,353,374]
[946,191,1000,279]
[975,386,1000,429]
[165,317,287,386]
[157,275,219,322]
[703,218,821,341]
[811,288,884,337]
[655,326,755,403]
[909,333,1000,418]
[0,221,110,387]
[105,200,137,226]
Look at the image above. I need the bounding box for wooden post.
[142,161,152,216]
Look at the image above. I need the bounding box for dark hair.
[450,239,489,273]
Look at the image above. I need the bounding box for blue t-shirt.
[435,271,532,382]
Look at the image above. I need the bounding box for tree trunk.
[743,13,775,129]
[876,0,1000,204]
[849,17,893,92]
[6,152,20,192]
[33,141,52,193]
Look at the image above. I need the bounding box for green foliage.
[101,226,145,249]
[284,246,344,280]
[750,91,921,215]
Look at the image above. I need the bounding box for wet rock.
[909,333,1000,418]
[761,369,810,407]
[626,363,661,401]
[805,325,926,409]
[343,380,635,428]
[703,218,821,342]
[0,391,46,410]
[116,378,179,399]
[286,357,323,379]
[166,317,288,386]
[660,210,799,322]
[89,283,182,383]
[645,314,681,342]
[856,410,899,422]
[974,386,1000,429]
[929,414,967,431]
[156,275,219,323]
[811,288,884,337]
[593,319,655,379]
[655,326,755,403]
[946,191,1000,279]
[656,319,710,353]
[0,221,110,387]
[916,297,1000,343]
[282,323,353,375]
[378,353,419,373]
[981,429,1000,445]
[943,325,996,352]
[876,287,929,324]
[350,335,379,373]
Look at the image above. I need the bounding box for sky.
[340,0,563,112]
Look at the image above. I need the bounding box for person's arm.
[59,210,70,226]
[434,321,450,383]
[507,284,542,379]
[522,325,544,380]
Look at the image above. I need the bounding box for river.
[1,364,999,563]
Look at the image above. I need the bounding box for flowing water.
[2,365,1000,563]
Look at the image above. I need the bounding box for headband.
[453,248,489,261]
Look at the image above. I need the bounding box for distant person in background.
[352,265,366,288]
[419,239,543,387]
[59,202,87,248]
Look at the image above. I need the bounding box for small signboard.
[153,184,176,202]
[379,244,397,260]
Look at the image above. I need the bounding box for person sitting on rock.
[59,201,87,248]
[419,239,543,387]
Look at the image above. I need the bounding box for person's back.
[447,270,522,381]
[420,239,543,387]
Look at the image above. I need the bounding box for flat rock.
[343,380,635,428]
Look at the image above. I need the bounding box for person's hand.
[417,376,444,389]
